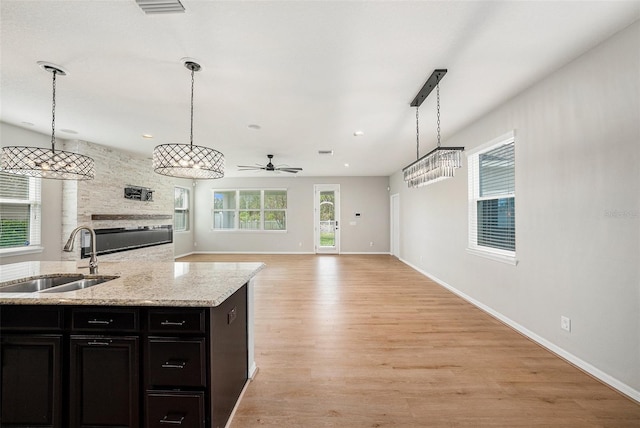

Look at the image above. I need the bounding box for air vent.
[318,150,334,155]
[135,0,185,15]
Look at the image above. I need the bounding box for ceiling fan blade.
[276,167,303,173]
[237,166,267,171]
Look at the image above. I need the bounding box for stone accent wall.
[61,140,176,262]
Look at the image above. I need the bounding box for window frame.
[174,186,190,232]
[212,189,288,232]
[0,173,43,255]
[467,131,517,265]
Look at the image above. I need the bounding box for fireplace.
[80,225,173,259]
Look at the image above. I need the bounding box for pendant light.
[153,59,225,179]
[402,69,464,188]
[1,62,95,180]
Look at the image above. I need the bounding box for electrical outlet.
[561,316,571,332]
[369,241,374,247]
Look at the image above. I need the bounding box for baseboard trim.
[340,252,392,255]
[191,251,316,255]
[173,251,196,259]
[399,257,640,404]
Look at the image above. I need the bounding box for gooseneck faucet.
[64,226,98,274]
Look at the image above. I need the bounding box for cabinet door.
[69,336,139,428]
[211,284,248,428]
[0,335,62,428]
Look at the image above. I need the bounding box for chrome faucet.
[64,226,98,274]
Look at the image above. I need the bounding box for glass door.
[314,184,340,254]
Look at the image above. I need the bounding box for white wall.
[193,176,390,253]
[390,21,640,397]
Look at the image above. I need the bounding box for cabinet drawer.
[0,305,63,331]
[71,308,139,332]
[147,337,206,388]
[148,309,205,334]
[145,391,205,428]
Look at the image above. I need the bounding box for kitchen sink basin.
[0,275,119,293]
[0,275,84,293]
[39,276,119,293]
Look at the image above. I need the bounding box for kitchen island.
[0,261,264,428]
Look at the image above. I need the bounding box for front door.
[314,184,340,254]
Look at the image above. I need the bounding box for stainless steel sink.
[40,276,119,293]
[0,275,118,293]
[0,275,84,293]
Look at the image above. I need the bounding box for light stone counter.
[0,261,265,307]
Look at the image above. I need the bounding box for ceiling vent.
[318,150,334,155]
[135,0,185,15]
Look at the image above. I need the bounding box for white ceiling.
[1,1,638,178]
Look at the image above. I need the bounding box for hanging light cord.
[51,69,57,153]
[436,77,441,148]
[189,67,194,147]
[415,106,420,160]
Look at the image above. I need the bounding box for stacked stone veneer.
[61,140,176,262]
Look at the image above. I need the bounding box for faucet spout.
[64,226,98,274]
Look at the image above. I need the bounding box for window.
[468,132,516,264]
[174,187,190,232]
[213,189,287,231]
[0,172,42,251]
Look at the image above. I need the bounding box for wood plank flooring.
[177,254,640,427]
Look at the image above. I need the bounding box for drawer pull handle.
[88,319,113,325]
[88,340,111,346]
[159,413,185,425]
[162,360,187,369]
[160,320,186,326]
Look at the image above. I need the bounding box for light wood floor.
[178,254,640,427]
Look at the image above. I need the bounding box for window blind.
[468,137,515,257]
[0,172,42,249]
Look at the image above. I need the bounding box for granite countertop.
[0,261,265,307]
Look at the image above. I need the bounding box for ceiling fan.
[237,154,303,174]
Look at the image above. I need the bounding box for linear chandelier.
[1,62,95,180]
[153,59,225,179]
[402,69,463,188]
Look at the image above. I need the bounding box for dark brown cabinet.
[0,283,248,428]
[69,336,139,428]
[0,334,62,428]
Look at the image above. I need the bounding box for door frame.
[390,193,400,258]
[314,184,340,254]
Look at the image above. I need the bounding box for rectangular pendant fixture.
[403,69,464,188]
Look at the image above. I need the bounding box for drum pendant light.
[1,62,95,180]
[153,59,225,179]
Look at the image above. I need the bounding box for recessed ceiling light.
[344,163,349,167]
[248,124,261,130]
[60,129,78,134]
[142,134,154,139]
[353,131,364,137]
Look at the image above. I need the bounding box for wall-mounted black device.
[124,185,153,201]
